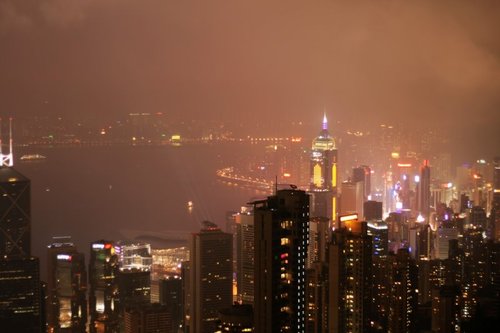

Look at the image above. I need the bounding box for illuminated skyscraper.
[47,241,87,333]
[114,242,152,311]
[89,240,120,333]
[305,262,328,333]
[387,248,418,333]
[253,188,309,333]
[307,216,330,267]
[235,206,255,305]
[0,123,42,332]
[418,160,431,221]
[309,114,338,224]
[329,219,372,333]
[188,222,233,333]
[0,165,31,257]
[159,276,183,333]
[367,221,389,329]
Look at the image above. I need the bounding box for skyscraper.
[329,220,372,333]
[159,276,183,333]
[89,240,120,333]
[418,160,431,221]
[310,114,338,224]
[47,241,87,332]
[189,221,233,333]
[124,303,170,333]
[0,125,42,332]
[307,216,330,267]
[0,165,31,257]
[387,248,418,333]
[352,165,371,201]
[253,188,309,333]
[235,206,255,305]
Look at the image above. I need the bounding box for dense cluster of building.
[0,117,499,332]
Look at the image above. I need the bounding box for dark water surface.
[15,143,264,279]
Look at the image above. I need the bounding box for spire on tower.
[322,112,328,130]
[0,117,13,167]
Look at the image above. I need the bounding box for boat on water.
[20,154,47,161]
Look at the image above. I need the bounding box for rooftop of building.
[0,166,29,183]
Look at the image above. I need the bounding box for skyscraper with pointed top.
[0,118,42,332]
[309,114,338,225]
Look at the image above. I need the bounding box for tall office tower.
[124,303,169,333]
[340,181,364,217]
[364,200,383,221]
[150,246,188,302]
[418,160,431,221]
[305,262,328,333]
[352,165,371,200]
[0,128,42,332]
[181,261,190,333]
[0,166,30,256]
[387,248,418,333]
[310,114,338,224]
[115,242,151,311]
[159,276,182,333]
[117,268,151,309]
[253,188,309,333]
[189,221,233,333]
[329,220,372,333]
[307,216,330,267]
[460,228,489,320]
[367,221,389,330]
[235,206,254,305]
[47,241,87,332]
[89,240,120,333]
[0,257,42,332]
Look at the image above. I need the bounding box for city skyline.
[0,1,499,332]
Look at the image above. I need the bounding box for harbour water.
[14,143,267,278]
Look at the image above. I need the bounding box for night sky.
[1,0,499,155]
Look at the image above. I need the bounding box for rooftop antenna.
[9,118,13,166]
[1,117,13,167]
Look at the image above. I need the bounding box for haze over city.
[0,1,499,333]
[1,0,500,156]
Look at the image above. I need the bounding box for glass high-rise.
[0,165,42,332]
[309,114,338,224]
